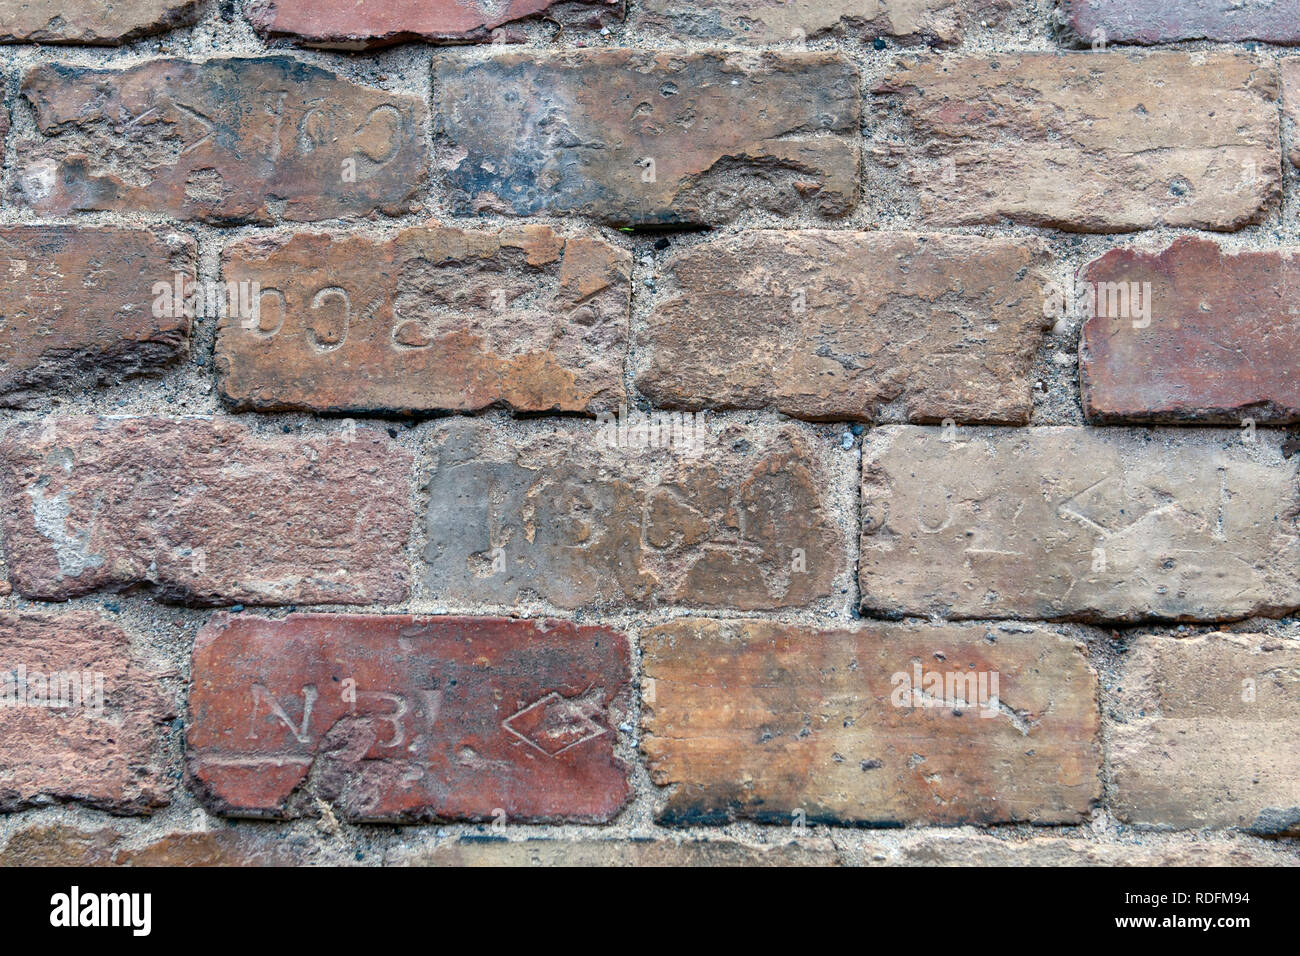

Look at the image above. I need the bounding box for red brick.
[642,618,1100,825]
[434,50,860,226]
[634,0,1011,44]
[188,613,632,822]
[637,231,1051,423]
[873,53,1279,232]
[16,58,427,223]
[0,0,199,43]
[1060,0,1300,45]
[0,227,193,407]
[0,611,175,813]
[1080,238,1300,424]
[248,0,620,48]
[0,417,411,606]
[217,224,630,415]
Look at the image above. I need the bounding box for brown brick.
[0,0,199,43]
[641,618,1100,825]
[15,58,427,223]
[0,611,175,813]
[0,417,410,605]
[873,53,1279,232]
[0,823,317,866]
[434,50,860,226]
[1080,238,1300,424]
[859,426,1300,622]
[188,613,632,822]
[1112,633,1300,833]
[217,224,630,415]
[1060,0,1300,45]
[637,231,1051,424]
[633,0,1010,45]
[0,227,193,408]
[392,837,839,866]
[249,0,620,47]
[423,418,852,611]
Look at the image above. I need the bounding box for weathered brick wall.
[0,0,1297,867]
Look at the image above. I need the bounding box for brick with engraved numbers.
[217,224,629,415]
[14,57,426,223]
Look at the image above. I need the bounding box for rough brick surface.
[0,823,317,866]
[1061,0,1300,45]
[433,50,860,226]
[189,613,631,822]
[394,837,839,866]
[1280,57,1300,168]
[1111,634,1300,833]
[15,58,427,223]
[641,618,1100,825]
[637,231,1051,423]
[249,0,621,47]
[0,417,410,605]
[0,227,193,408]
[423,419,850,611]
[860,426,1300,622]
[1080,238,1300,424]
[218,224,630,415]
[873,53,1280,231]
[633,0,1010,45]
[0,0,199,43]
[0,611,175,813]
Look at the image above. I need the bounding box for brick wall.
[0,0,1297,868]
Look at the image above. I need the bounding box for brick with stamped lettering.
[13,57,426,223]
[637,230,1051,423]
[422,417,853,611]
[434,50,860,226]
[188,613,632,822]
[0,227,193,407]
[0,417,411,606]
[217,224,629,414]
